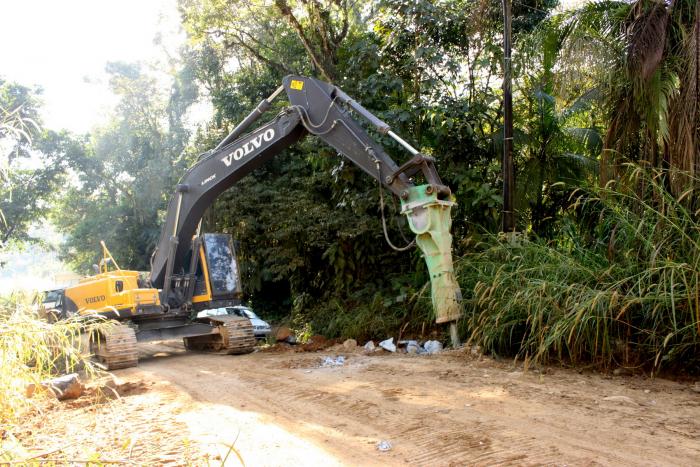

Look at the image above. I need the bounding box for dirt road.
[111,341,700,466]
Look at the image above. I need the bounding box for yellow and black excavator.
[50,75,463,369]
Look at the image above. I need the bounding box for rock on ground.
[275,326,293,342]
[44,373,84,401]
[342,339,357,350]
[300,335,331,352]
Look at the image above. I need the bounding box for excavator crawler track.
[183,316,256,355]
[90,325,138,370]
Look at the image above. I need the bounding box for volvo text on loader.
[50,75,463,369]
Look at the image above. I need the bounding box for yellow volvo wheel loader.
[54,75,463,369]
[64,243,160,318]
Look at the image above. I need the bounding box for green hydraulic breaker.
[401,185,462,324]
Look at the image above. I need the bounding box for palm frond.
[566,127,603,155]
[560,87,603,119]
[626,0,669,81]
[667,2,699,194]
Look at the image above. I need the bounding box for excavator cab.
[187,233,243,310]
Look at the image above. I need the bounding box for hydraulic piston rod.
[215,85,285,151]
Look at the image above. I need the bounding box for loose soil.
[12,341,700,465]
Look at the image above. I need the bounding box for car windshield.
[44,291,59,303]
[228,307,257,319]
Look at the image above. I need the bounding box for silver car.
[197,305,272,339]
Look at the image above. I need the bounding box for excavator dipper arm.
[149,110,305,290]
[150,75,462,325]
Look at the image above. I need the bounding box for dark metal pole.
[502,0,515,232]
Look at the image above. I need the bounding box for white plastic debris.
[379,337,397,352]
[364,340,376,351]
[321,356,345,367]
[376,440,392,452]
[423,340,443,354]
[406,341,423,354]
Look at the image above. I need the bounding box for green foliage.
[180,0,361,83]
[52,62,196,272]
[459,165,700,373]
[294,281,437,342]
[546,0,699,190]
[0,79,54,248]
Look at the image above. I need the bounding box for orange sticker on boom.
[290,80,304,91]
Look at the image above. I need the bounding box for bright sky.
[0,0,182,134]
[0,0,185,294]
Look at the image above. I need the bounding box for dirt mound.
[298,335,334,351]
[260,342,296,353]
[261,335,337,353]
[102,379,152,397]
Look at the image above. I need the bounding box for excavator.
[52,75,463,369]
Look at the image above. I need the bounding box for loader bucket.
[401,185,462,324]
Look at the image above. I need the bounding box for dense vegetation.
[2,0,699,373]
[460,166,700,372]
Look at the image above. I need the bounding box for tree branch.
[275,0,335,81]
[224,36,294,75]
[330,0,349,47]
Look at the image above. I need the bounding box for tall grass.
[0,294,107,434]
[458,165,700,373]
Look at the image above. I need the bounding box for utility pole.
[502,0,515,232]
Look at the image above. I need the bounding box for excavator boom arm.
[150,75,462,324]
